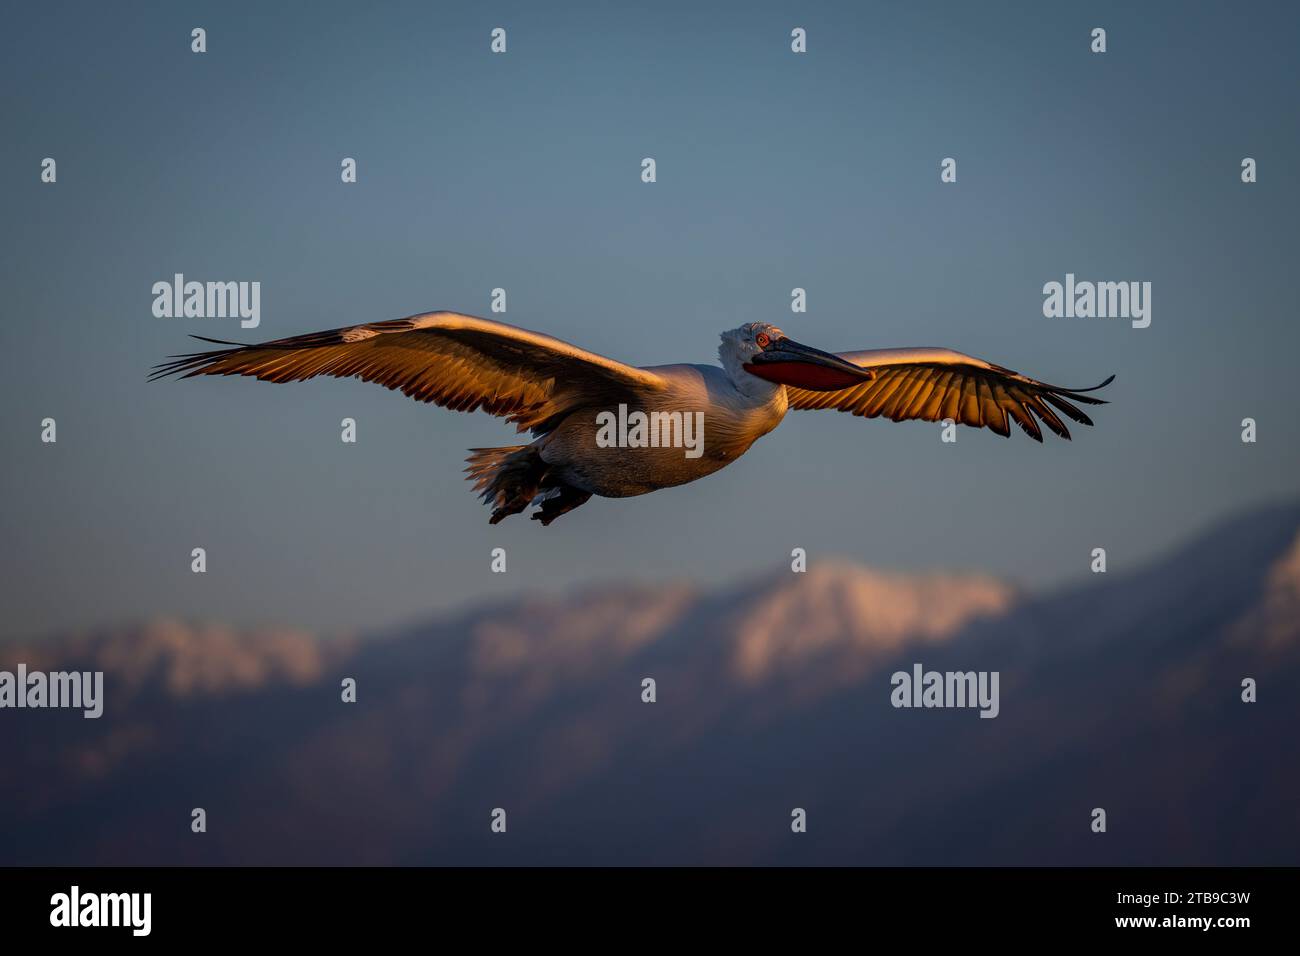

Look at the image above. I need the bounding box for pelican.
[152,312,1113,525]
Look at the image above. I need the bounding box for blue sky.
[2,0,1297,638]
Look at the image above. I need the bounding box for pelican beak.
[744,337,876,391]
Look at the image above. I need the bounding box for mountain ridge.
[2,498,1297,864]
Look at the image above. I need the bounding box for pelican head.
[720,322,877,392]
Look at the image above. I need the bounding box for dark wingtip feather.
[1011,416,1043,442]
[1043,393,1094,427]
[148,343,244,382]
[1053,373,1114,405]
[189,334,250,347]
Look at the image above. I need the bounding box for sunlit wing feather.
[785,347,1113,441]
[150,311,668,432]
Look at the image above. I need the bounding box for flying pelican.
[152,312,1113,525]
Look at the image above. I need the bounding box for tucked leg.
[531,485,593,525]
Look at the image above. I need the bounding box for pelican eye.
[755,332,771,348]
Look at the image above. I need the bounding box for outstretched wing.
[785,347,1113,441]
[151,311,667,432]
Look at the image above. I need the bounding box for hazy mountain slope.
[1,501,1296,865]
